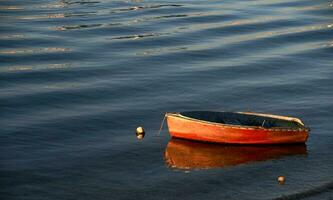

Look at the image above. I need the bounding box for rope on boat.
[157,113,166,136]
[262,120,266,127]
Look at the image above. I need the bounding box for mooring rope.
[157,113,166,136]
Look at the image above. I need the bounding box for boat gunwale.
[166,112,310,132]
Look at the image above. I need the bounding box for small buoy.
[136,126,145,140]
[278,176,285,184]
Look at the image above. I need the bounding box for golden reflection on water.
[137,46,188,56]
[164,138,307,170]
[0,34,25,39]
[18,12,96,20]
[0,47,70,55]
[2,63,72,73]
[39,1,67,9]
[0,6,23,10]
[19,13,66,20]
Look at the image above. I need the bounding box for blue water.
[1,0,333,199]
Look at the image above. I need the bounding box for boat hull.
[166,113,309,144]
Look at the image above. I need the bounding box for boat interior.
[180,111,305,129]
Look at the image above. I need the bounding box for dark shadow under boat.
[164,138,307,170]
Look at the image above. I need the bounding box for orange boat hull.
[166,113,309,144]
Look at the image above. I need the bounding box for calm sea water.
[1,0,332,199]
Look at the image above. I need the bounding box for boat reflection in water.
[165,138,307,170]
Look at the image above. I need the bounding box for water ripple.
[110,4,183,13]
[0,47,71,55]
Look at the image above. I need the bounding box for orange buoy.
[278,176,285,184]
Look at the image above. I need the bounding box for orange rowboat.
[165,111,310,144]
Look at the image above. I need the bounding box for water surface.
[1,0,333,199]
